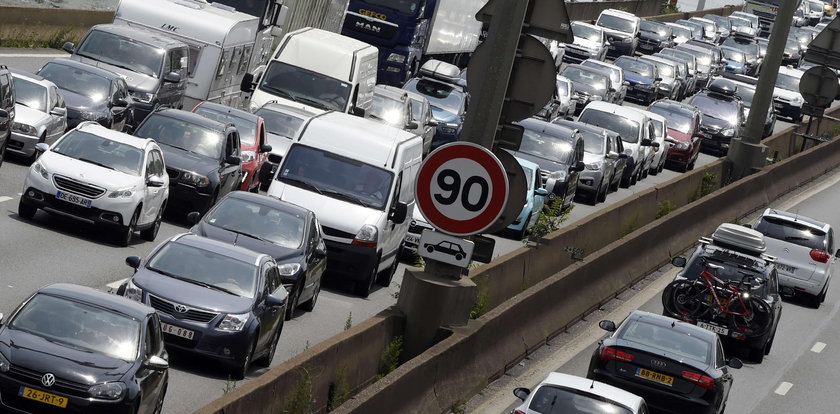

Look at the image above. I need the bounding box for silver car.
[753,209,839,308]
[8,69,66,161]
[404,90,437,156]
[580,59,627,104]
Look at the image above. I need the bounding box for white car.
[562,21,609,64]
[753,209,839,308]
[513,372,649,414]
[8,69,67,161]
[637,109,672,176]
[772,66,805,122]
[19,122,169,246]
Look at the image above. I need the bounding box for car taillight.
[810,249,831,263]
[600,346,634,362]
[514,411,526,414]
[682,371,715,390]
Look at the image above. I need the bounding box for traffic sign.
[804,17,840,70]
[416,142,509,236]
[799,65,839,108]
[418,230,474,268]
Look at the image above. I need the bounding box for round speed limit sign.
[415,142,509,236]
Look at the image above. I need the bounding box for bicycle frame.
[696,269,753,318]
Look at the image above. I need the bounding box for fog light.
[223,348,231,355]
[28,190,34,197]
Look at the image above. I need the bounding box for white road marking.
[0,53,67,58]
[0,196,11,203]
[811,342,827,353]
[774,382,793,396]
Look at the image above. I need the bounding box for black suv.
[133,109,242,216]
[0,65,16,168]
[687,78,744,155]
[663,223,782,363]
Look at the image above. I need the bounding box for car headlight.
[278,263,301,276]
[123,279,143,302]
[792,95,803,105]
[591,95,603,101]
[0,351,10,373]
[439,123,458,134]
[622,38,632,43]
[80,111,107,121]
[637,84,654,90]
[88,381,126,400]
[108,186,135,198]
[217,312,250,331]
[240,150,256,163]
[585,162,602,171]
[387,53,407,63]
[12,122,37,135]
[548,170,568,182]
[130,91,155,104]
[352,224,378,247]
[31,162,49,180]
[675,141,690,150]
[721,128,735,137]
[181,171,210,187]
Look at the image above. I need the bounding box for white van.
[266,111,422,297]
[243,28,378,115]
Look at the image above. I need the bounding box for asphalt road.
[0,48,808,413]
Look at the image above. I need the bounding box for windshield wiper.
[147,265,240,296]
[78,157,115,171]
[321,188,372,208]
[784,236,810,241]
[281,176,324,195]
[262,85,297,102]
[161,142,194,153]
[293,96,330,111]
[221,226,272,244]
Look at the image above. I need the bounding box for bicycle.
[665,259,773,338]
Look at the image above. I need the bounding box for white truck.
[240,27,379,115]
[112,0,289,109]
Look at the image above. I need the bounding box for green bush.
[656,200,676,218]
[377,336,403,380]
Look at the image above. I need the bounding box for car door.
[716,337,734,402]
[143,148,167,224]
[111,79,130,131]
[256,263,282,351]
[47,85,65,140]
[220,129,242,196]
[138,315,167,414]
[305,216,327,293]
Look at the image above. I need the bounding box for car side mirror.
[50,107,67,117]
[126,256,141,270]
[727,357,743,369]
[267,153,283,164]
[314,246,327,259]
[427,118,439,127]
[260,144,272,153]
[240,73,256,93]
[671,256,687,267]
[146,175,165,187]
[163,72,181,83]
[35,142,50,153]
[599,320,617,332]
[535,188,548,197]
[62,41,75,54]
[145,355,169,371]
[265,290,287,307]
[651,142,661,148]
[641,138,653,146]
[225,155,241,165]
[187,211,202,225]
[513,387,530,401]
[573,161,585,172]
[619,152,629,159]
[606,151,619,159]
[655,77,663,82]
[113,97,129,107]
[390,202,408,224]
[406,120,419,130]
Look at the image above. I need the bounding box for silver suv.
[753,209,839,308]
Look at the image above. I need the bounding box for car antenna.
[671,320,676,328]
[590,378,595,389]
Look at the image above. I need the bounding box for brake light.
[810,249,831,263]
[514,411,526,414]
[682,371,715,390]
[601,346,634,362]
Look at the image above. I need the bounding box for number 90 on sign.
[432,159,492,221]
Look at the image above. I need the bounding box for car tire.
[586,187,599,206]
[18,198,37,220]
[805,289,823,309]
[301,277,321,312]
[749,345,765,363]
[597,178,608,203]
[284,281,301,321]
[255,322,282,367]
[355,261,378,298]
[764,331,776,355]
[115,208,139,247]
[377,251,400,287]
[0,135,7,169]
[140,202,165,242]
[232,338,255,380]
[630,168,638,185]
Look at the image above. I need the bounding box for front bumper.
[0,372,134,414]
[698,131,733,154]
[155,310,252,365]
[577,170,605,196]
[563,45,599,63]
[625,84,657,101]
[166,181,215,214]
[666,144,694,167]
[772,99,802,120]
[324,239,379,281]
[7,131,40,157]
[606,38,633,57]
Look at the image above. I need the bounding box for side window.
[113,79,128,101]
[229,47,243,75]
[145,318,161,356]
[48,84,58,109]
[648,122,655,141]
[54,87,65,108]
[239,45,252,75]
[187,46,201,78]
[216,49,231,79]
[715,339,725,368]
[169,48,188,75]
[150,150,164,176]
[0,73,12,108]
[398,172,412,204]
[307,218,318,254]
[145,150,155,178]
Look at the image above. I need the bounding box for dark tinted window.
[755,216,827,250]
[77,30,165,78]
[578,109,641,143]
[194,107,257,146]
[147,242,258,298]
[527,385,633,414]
[614,57,654,79]
[38,63,111,102]
[255,107,306,138]
[205,196,305,248]
[619,319,711,364]
[597,13,636,33]
[135,114,225,159]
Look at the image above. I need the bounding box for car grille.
[148,294,218,323]
[639,38,659,47]
[565,45,591,59]
[8,365,89,397]
[166,167,181,180]
[53,175,106,199]
[322,226,356,239]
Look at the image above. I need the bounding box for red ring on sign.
[415,143,508,236]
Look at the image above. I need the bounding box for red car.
[647,100,702,172]
[192,101,271,191]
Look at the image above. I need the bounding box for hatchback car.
[613,57,660,105]
[7,70,67,162]
[504,157,547,239]
[36,59,134,132]
[122,233,288,379]
[647,100,702,172]
[133,109,242,216]
[658,48,705,92]
[581,59,628,104]
[596,8,641,58]
[0,283,168,414]
[753,209,839,308]
[558,64,613,113]
[252,102,315,191]
[0,65,15,169]
[553,119,626,205]
[19,122,169,246]
[189,191,326,320]
[192,101,272,192]
[588,310,743,414]
[513,372,648,414]
[720,46,747,75]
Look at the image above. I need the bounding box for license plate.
[55,191,91,208]
[404,234,420,245]
[776,263,797,273]
[773,103,783,109]
[161,322,195,340]
[19,386,68,408]
[697,321,729,336]
[636,368,674,386]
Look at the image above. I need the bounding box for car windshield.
[649,105,693,134]
[775,73,801,92]
[561,67,608,91]
[597,14,635,33]
[755,216,827,250]
[369,94,407,127]
[76,29,164,78]
[671,25,692,39]
[38,63,111,103]
[361,0,421,14]
[678,21,703,37]
[614,58,654,79]
[10,293,140,361]
[690,95,740,124]
[259,61,352,112]
[723,39,758,59]
[279,144,394,210]
[51,130,143,175]
[579,109,641,144]
[519,129,574,164]
[135,115,224,159]
[193,107,257,146]
[580,130,606,155]
[13,77,47,112]
[620,320,711,364]
[647,59,674,78]
[255,107,306,139]
[527,385,633,414]
[404,78,464,114]
[205,196,305,248]
[678,48,712,69]
[572,22,601,42]
[147,242,258,298]
[723,48,745,63]
[641,20,669,37]
[706,15,730,30]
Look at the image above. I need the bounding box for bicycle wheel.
[668,281,711,320]
[727,296,773,337]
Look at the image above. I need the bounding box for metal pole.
[725,0,799,181]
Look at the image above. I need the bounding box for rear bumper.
[590,369,717,414]
[778,273,826,296]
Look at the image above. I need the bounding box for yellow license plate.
[636,368,674,386]
[18,386,68,408]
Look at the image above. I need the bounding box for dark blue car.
[613,56,661,105]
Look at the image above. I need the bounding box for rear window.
[527,385,633,414]
[755,216,826,250]
[619,320,711,364]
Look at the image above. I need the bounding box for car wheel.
[140,202,165,242]
[153,382,167,414]
[630,168,638,185]
[586,186,600,206]
[354,261,377,298]
[284,281,301,321]
[805,289,823,309]
[657,160,665,174]
[610,173,620,192]
[597,178,608,203]
[115,208,139,247]
[255,322,282,367]
[231,338,255,380]
[301,277,321,312]
[18,198,37,220]
[764,331,776,355]
[376,252,400,287]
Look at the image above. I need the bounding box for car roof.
[90,23,187,48]
[257,102,320,119]
[650,99,700,115]
[154,108,229,131]
[601,8,639,20]
[43,58,122,80]
[10,68,54,88]
[539,372,644,410]
[583,101,648,122]
[194,101,259,122]
[552,119,618,138]
[626,310,718,342]
[38,283,154,320]
[225,191,312,218]
[170,233,270,265]
[762,208,830,231]
[75,122,156,149]
[581,59,620,71]
[572,21,601,31]
[517,117,577,140]
[374,84,409,101]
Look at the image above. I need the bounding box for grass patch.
[327,365,350,411]
[376,336,403,380]
[690,171,718,202]
[0,27,80,49]
[282,368,314,414]
[525,200,573,246]
[470,288,489,320]
[656,200,676,219]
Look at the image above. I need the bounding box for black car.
[511,118,585,211]
[0,283,168,414]
[122,233,288,379]
[188,191,326,320]
[687,79,744,155]
[558,64,613,114]
[0,64,15,169]
[133,109,242,216]
[638,19,674,54]
[36,58,133,132]
[588,310,743,414]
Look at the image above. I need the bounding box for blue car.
[721,46,747,75]
[506,157,548,239]
[613,56,661,105]
[402,61,468,150]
